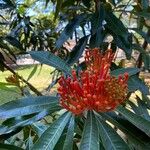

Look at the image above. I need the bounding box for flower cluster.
[58,48,129,115]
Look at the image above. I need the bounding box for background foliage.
[0,0,150,149]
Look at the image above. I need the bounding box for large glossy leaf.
[55,0,63,20]
[90,3,105,48]
[131,28,150,43]
[0,96,60,119]
[128,98,150,121]
[0,110,53,134]
[63,115,75,150]
[128,75,149,94]
[67,36,88,65]
[112,33,132,59]
[82,0,91,8]
[80,111,99,150]
[117,106,150,137]
[31,122,48,137]
[96,114,129,150]
[29,51,71,75]
[100,112,150,149]
[111,67,140,76]
[4,36,24,50]
[135,12,150,20]
[105,11,132,58]
[56,14,87,48]
[0,143,23,150]
[32,112,71,150]
[106,12,128,37]
[142,53,150,70]
[27,64,38,81]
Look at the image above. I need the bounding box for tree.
[0,0,150,149]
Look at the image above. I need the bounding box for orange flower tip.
[95,101,100,106]
[87,94,92,98]
[77,105,82,109]
[93,95,97,99]
[83,83,87,87]
[83,98,88,103]
[106,106,111,110]
[84,91,88,95]
[74,80,79,85]
[58,78,63,84]
[58,86,63,91]
[104,100,109,104]
[89,83,94,87]
[124,72,129,80]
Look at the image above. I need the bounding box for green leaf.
[142,53,150,70]
[32,122,48,137]
[112,33,132,59]
[100,112,150,149]
[0,143,23,150]
[117,106,150,137]
[63,115,75,150]
[106,12,128,36]
[55,0,63,20]
[96,114,129,150]
[82,0,91,8]
[32,112,71,150]
[27,65,38,81]
[56,14,87,48]
[0,96,60,119]
[29,51,71,75]
[131,28,150,43]
[26,135,34,150]
[128,75,149,94]
[67,36,88,65]
[4,36,24,50]
[90,3,105,48]
[128,98,150,121]
[111,67,140,76]
[80,111,99,150]
[0,110,52,134]
[134,12,150,20]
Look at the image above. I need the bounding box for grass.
[0,64,54,105]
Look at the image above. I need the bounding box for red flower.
[58,48,129,115]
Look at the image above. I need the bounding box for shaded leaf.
[134,12,150,20]
[29,51,71,75]
[32,122,48,137]
[4,36,23,50]
[80,111,99,150]
[111,67,140,76]
[0,96,59,119]
[32,112,71,150]
[0,143,23,150]
[128,75,149,94]
[100,112,150,149]
[117,106,150,137]
[55,0,63,20]
[56,14,87,48]
[82,0,91,8]
[0,110,53,134]
[63,115,75,150]
[96,114,129,150]
[27,65,38,81]
[90,3,105,48]
[67,36,88,65]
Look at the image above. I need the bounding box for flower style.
[58,48,129,115]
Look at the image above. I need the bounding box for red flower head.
[58,48,129,115]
